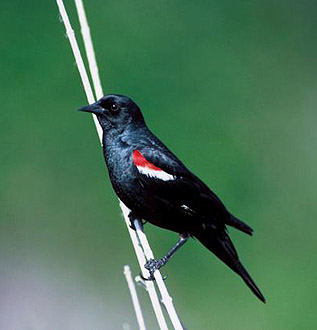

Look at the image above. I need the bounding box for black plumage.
[79,94,265,302]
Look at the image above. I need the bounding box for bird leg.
[144,233,189,280]
[128,213,147,230]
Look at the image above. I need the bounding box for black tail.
[225,215,253,236]
[195,229,265,303]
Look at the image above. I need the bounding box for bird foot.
[140,272,168,282]
[143,257,168,280]
[128,214,147,230]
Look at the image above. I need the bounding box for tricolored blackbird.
[79,94,265,302]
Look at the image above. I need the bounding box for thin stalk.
[56,1,183,328]
[124,265,147,330]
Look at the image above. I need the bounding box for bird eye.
[111,103,118,111]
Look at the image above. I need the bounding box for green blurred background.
[1,0,317,329]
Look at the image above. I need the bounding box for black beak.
[78,102,105,115]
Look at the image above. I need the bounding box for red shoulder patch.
[132,150,162,171]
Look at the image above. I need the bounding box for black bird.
[79,94,265,303]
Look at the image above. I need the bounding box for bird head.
[79,94,145,131]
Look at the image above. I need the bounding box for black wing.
[134,146,253,235]
[135,147,230,222]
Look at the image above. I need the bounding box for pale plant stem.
[120,203,169,330]
[56,0,183,328]
[124,265,147,330]
[56,0,102,141]
[74,0,104,99]
[134,222,184,330]
[56,1,168,328]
